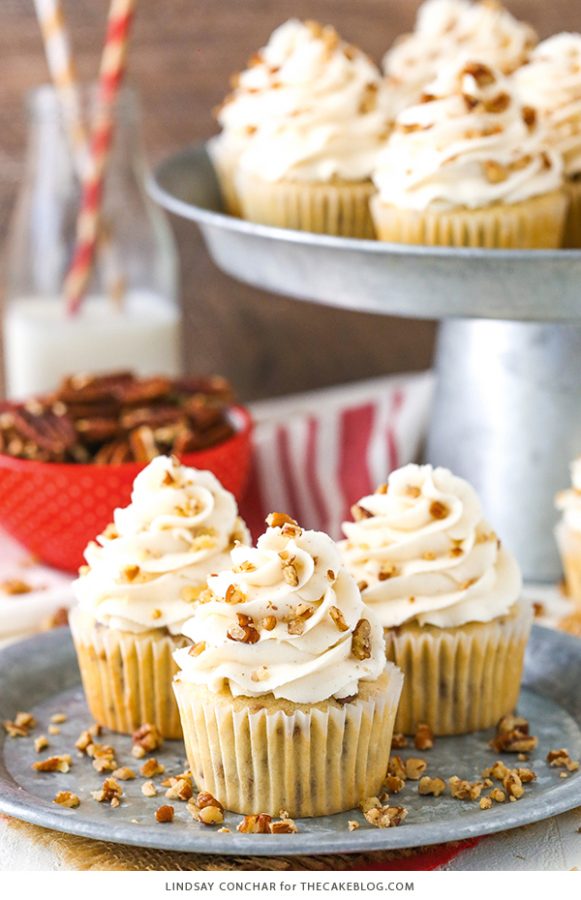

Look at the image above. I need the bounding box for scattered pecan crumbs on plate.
[155,804,174,823]
[91,778,123,807]
[3,711,36,737]
[33,754,72,773]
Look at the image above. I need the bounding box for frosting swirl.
[340,464,522,629]
[73,456,249,634]
[174,514,386,703]
[221,19,392,183]
[515,34,581,178]
[372,60,562,211]
[555,457,581,533]
[383,0,537,112]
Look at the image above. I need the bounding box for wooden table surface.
[1,1,579,400]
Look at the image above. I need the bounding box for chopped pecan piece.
[462,61,496,87]
[237,814,272,834]
[227,612,260,643]
[266,512,298,529]
[405,758,427,780]
[448,776,483,801]
[391,733,408,750]
[113,767,136,781]
[1,579,33,595]
[3,711,36,737]
[33,754,72,773]
[54,791,80,808]
[225,584,246,605]
[361,798,408,829]
[132,723,163,756]
[140,757,165,778]
[155,804,174,823]
[384,775,405,794]
[329,606,349,632]
[503,771,524,800]
[414,723,434,751]
[164,777,193,801]
[489,715,538,753]
[351,619,372,660]
[388,756,407,780]
[270,818,298,834]
[142,780,158,797]
[418,776,446,797]
[34,735,49,753]
[546,749,580,772]
[429,500,449,520]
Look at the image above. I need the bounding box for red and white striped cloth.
[0,371,433,643]
[242,371,433,539]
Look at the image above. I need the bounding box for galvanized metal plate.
[0,626,580,856]
[148,145,581,322]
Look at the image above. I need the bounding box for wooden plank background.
[1,1,578,400]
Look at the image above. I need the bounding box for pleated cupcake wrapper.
[371,190,567,249]
[174,666,403,818]
[563,178,581,249]
[235,171,377,238]
[207,139,243,218]
[69,607,184,739]
[384,603,533,736]
[555,522,581,607]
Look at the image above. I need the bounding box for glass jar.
[3,84,181,399]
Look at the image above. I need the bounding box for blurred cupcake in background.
[173,513,402,816]
[218,19,393,238]
[340,464,531,735]
[371,60,566,248]
[555,457,581,607]
[70,455,249,738]
[383,0,537,113]
[515,33,581,247]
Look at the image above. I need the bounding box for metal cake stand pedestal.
[149,145,581,582]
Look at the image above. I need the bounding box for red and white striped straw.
[64,0,137,315]
[32,0,91,180]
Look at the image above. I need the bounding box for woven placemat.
[3,817,479,871]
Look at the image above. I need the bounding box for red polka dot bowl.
[0,406,252,573]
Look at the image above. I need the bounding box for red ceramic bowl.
[0,405,252,573]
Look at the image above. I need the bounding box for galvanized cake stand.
[149,144,581,582]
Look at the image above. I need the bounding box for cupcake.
[371,59,566,248]
[173,512,403,816]
[515,34,581,247]
[221,19,392,238]
[208,21,309,216]
[383,0,537,113]
[555,457,581,606]
[340,465,531,736]
[70,455,249,739]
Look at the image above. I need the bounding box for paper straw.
[32,0,91,180]
[64,0,137,315]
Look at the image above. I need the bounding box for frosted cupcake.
[222,19,392,238]
[371,59,566,248]
[515,34,581,247]
[208,20,311,216]
[70,455,249,738]
[555,457,581,606]
[340,465,531,736]
[173,513,402,816]
[383,0,537,113]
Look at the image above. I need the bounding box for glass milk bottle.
[3,85,181,399]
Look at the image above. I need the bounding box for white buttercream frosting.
[383,0,537,112]
[556,457,581,533]
[372,60,562,211]
[216,19,392,183]
[73,456,250,635]
[515,33,581,179]
[174,514,386,703]
[340,464,522,629]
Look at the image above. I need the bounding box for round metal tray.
[1,627,580,856]
[149,144,581,323]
